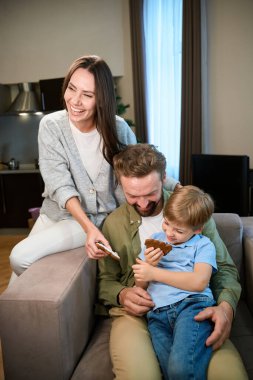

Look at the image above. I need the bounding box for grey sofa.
[0,213,253,380]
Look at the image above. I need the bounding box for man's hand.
[194,301,233,350]
[118,286,155,316]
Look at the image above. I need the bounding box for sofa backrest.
[213,213,244,291]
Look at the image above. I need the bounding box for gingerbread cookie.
[145,239,172,255]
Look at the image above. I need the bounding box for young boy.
[132,185,217,380]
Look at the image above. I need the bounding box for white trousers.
[9,214,86,283]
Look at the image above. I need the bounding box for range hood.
[8,82,42,113]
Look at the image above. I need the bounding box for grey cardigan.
[38,110,136,227]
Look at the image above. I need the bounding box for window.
[143,0,183,180]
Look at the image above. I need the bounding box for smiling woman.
[8,55,137,285]
[64,68,96,132]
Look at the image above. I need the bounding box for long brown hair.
[62,55,126,165]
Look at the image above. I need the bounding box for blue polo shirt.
[139,232,217,310]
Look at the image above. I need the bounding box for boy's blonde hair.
[164,185,214,230]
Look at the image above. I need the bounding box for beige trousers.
[109,307,248,380]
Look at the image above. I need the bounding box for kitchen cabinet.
[0,171,44,228]
[39,78,64,111]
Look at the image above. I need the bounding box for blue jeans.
[147,295,216,380]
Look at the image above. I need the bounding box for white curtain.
[143,0,183,180]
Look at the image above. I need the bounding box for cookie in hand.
[144,239,172,255]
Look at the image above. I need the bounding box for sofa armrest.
[241,217,253,316]
[0,247,96,380]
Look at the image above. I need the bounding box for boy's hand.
[132,258,155,282]
[144,247,163,266]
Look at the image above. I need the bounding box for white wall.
[0,0,124,81]
[205,0,253,165]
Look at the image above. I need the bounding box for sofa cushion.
[231,300,253,378]
[241,217,253,317]
[72,317,113,380]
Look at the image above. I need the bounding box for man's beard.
[133,200,162,217]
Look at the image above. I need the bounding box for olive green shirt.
[98,190,241,315]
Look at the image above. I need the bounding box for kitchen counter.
[0,163,40,174]
[0,169,40,174]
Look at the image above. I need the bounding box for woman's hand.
[65,196,110,259]
[85,224,110,259]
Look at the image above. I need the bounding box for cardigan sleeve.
[38,115,80,209]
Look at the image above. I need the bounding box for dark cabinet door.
[0,173,44,228]
[0,175,6,225]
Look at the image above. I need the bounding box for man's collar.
[126,203,141,225]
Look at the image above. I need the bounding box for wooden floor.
[0,233,28,380]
